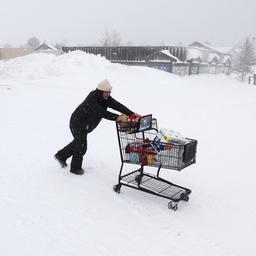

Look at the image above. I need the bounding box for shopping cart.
[113,115,197,211]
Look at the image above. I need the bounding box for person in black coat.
[55,79,137,175]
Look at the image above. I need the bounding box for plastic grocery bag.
[152,128,189,152]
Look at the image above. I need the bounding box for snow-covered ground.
[0,51,256,256]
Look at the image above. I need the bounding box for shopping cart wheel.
[113,184,122,193]
[168,201,178,211]
[135,175,142,183]
[182,195,189,202]
[180,193,189,202]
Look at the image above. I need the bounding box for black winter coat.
[70,89,134,133]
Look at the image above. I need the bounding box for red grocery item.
[129,114,140,123]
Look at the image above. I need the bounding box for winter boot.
[70,168,84,175]
[54,153,68,168]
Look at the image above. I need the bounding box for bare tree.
[234,37,256,81]
[26,37,40,49]
[126,41,133,46]
[55,42,66,50]
[55,39,68,50]
[100,30,122,46]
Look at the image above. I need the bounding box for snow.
[190,42,231,54]
[222,55,231,64]
[46,44,59,51]
[161,50,181,62]
[186,48,203,61]
[207,53,220,62]
[35,43,60,51]
[1,51,256,256]
[214,47,232,54]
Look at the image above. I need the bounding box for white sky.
[1,0,255,47]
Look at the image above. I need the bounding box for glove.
[116,114,130,122]
[133,113,140,117]
[130,113,141,122]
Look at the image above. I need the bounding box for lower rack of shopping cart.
[113,168,191,211]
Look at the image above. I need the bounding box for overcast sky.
[1,0,255,47]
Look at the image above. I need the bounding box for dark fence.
[62,46,187,62]
[62,46,231,76]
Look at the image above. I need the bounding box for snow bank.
[0,51,256,256]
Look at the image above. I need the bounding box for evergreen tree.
[235,38,256,81]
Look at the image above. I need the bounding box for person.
[55,79,138,175]
[248,76,251,84]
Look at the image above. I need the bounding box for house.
[222,55,232,66]
[0,42,63,60]
[34,43,63,55]
[186,48,203,63]
[188,41,232,74]
[188,41,232,64]
[145,50,181,72]
[207,53,220,64]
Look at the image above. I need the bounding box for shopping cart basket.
[113,115,197,211]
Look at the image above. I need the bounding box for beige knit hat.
[97,79,112,92]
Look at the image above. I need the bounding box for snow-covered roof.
[222,55,231,64]
[214,47,232,54]
[186,48,203,61]
[145,50,181,62]
[207,53,220,62]
[190,41,212,50]
[190,41,232,54]
[48,44,59,51]
[35,43,59,51]
[161,50,181,62]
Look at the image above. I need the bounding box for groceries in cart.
[125,139,158,165]
[152,128,189,152]
[117,114,152,133]
[116,114,139,132]
[124,128,193,167]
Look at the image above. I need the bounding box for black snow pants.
[56,122,87,171]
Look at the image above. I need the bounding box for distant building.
[0,47,28,60]
[62,45,187,62]
[62,42,232,76]
[0,43,63,60]
[34,43,63,55]
[188,41,232,75]
[189,42,231,62]
[145,50,181,72]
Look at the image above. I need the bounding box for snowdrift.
[0,51,256,256]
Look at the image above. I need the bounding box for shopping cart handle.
[136,114,153,132]
[117,114,153,133]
